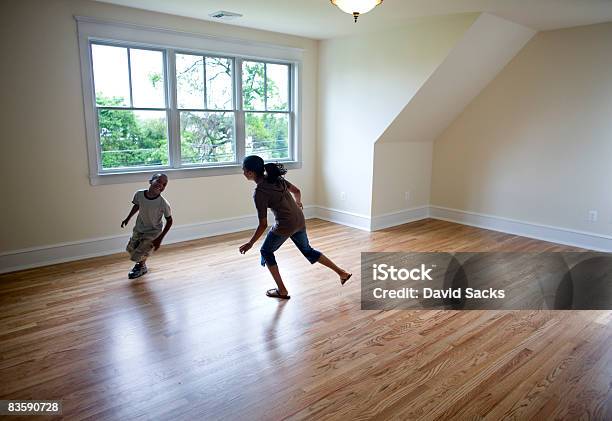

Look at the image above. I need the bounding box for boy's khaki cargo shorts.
[126,230,160,262]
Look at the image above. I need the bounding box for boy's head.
[149,173,168,195]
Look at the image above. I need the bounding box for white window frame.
[76,16,303,186]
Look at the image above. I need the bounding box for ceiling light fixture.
[330,0,383,23]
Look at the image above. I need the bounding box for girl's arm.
[286,181,303,209]
[239,217,268,254]
[121,204,139,227]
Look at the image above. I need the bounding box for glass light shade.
[331,0,383,15]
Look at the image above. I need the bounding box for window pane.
[206,57,233,110]
[245,113,289,160]
[92,44,130,107]
[130,49,165,108]
[180,111,235,164]
[98,109,168,169]
[176,54,204,109]
[266,64,289,111]
[242,61,265,111]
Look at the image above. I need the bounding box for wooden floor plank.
[0,218,610,420]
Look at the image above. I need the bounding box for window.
[92,44,169,170]
[175,53,235,165]
[78,18,302,185]
[243,61,291,160]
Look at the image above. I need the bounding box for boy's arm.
[121,204,139,227]
[152,216,173,250]
[286,180,303,209]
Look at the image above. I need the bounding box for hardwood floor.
[0,218,610,420]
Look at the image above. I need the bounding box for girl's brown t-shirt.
[254,179,305,237]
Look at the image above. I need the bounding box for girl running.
[239,155,351,299]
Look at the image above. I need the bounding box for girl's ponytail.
[264,163,287,183]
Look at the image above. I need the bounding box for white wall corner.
[313,206,372,232]
[370,207,430,231]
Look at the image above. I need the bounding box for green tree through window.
[97,96,168,169]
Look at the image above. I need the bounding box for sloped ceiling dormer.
[377,13,536,145]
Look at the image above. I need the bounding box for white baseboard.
[0,234,131,275]
[3,204,610,274]
[314,206,372,231]
[0,215,259,275]
[429,205,612,252]
[370,206,429,231]
[0,207,318,275]
[313,204,612,252]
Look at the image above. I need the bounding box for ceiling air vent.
[209,10,243,21]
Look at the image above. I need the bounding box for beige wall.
[431,22,612,235]
[0,0,318,253]
[7,0,608,255]
[316,14,477,217]
[372,142,433,214]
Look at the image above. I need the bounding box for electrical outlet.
[405,191,411,202]
[588,210,598,223]
[340,191,346,201]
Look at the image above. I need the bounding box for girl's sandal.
[341,273,352,285]
[266,288,291,299]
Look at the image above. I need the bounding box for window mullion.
[202,56,208,110]
[289,64,295,161]
[127,48,134,107]
[263,63,267,111]
[235,57,245,162]
[167,49,181,168]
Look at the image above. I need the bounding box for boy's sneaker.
[128,263,148,279]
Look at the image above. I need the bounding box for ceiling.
[95,0,612,39]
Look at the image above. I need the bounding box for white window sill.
[89,161,302,186]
